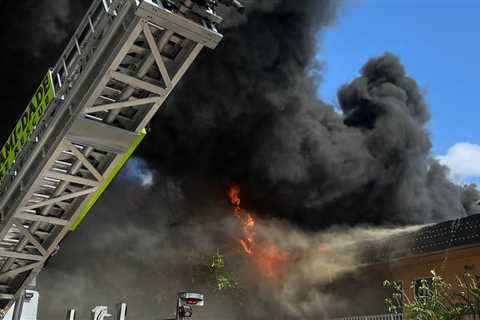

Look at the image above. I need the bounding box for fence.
[335,314,404,320]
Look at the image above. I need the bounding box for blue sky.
[316,0,480,185]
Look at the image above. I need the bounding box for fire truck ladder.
[0,0,222,316]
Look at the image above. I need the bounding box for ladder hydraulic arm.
[0,0,236,316]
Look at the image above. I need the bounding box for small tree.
[384,270,480,319]
[192,249,245,305]
[209,249,239,291]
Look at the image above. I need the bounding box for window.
[413,277,433,299]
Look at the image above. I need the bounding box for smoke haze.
[38,174,419,319]
[0,0,478,319]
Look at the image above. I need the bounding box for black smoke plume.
[141,2,478,226]
[0,0,92,139]
[0,0,478,319]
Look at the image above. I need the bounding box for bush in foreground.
[384,269,480,319]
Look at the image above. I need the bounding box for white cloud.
[124,157,154,187]
[437,143,480,181]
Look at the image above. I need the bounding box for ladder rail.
[0,1,224,317]
[0,0,130,210]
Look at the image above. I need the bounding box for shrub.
[384,270,480,319]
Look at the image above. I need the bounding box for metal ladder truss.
[0,0,222,315]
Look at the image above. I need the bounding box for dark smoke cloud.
[141,3,478,226]
[38,175,249,320]
[38,173,419,319]
[0,0,91,139]
[0,0,479,319]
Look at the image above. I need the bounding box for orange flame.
[228,185,255,255]
[255,243,291,278]
[227,185,290,278]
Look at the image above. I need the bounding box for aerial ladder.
[0,0,242,317]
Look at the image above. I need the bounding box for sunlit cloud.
[437,143,480,183]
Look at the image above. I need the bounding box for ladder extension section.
[0,0,222,316]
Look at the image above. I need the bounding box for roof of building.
[360,214,480,264]
[409,213,480,255]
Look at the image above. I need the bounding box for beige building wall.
[380,244,480,302]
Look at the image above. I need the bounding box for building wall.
[381,244,480,302]
[330,242,480,317]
